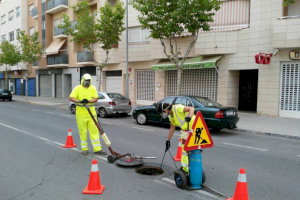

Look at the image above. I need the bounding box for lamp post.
[125,0,129,98]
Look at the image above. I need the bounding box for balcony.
[47,54,69,68]
[273,16,300,48]
[77,51,95,65]
[31,7,38,19]
[46,0,68,14]
[54,26,68,39]
[33,61,39,67]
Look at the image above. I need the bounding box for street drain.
[135,166,164,176]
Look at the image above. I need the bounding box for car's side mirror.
[152,103,157,107]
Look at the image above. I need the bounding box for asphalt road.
[0,100,299,200]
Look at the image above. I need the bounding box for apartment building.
[0,0,28,94]
[28,0,100,98]
[95,0,300,119]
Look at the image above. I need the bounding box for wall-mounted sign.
[289,50,300,60]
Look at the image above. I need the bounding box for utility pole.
[125,0,129,98]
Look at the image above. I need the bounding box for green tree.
[0,41,21,89]
[17,31,43,100]
[283,0,297,7]
[132,0,220,95]
[59,0,125,90]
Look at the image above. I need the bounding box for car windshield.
[107,93,126,99]
[192,97,220,107]
[0,89,2,92]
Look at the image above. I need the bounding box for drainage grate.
[135,166,164,176]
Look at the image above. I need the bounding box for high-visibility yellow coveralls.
[169,105,195,173]
[69,78,102,152]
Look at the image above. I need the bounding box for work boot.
[94,150,107,155]
[82,150,88,155]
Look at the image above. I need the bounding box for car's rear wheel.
[99,107,107,118]
[211,128,221,133]
[136,112,147,125]
[70,104,76,114]
[2,99,4,101]
[9,98,12,101]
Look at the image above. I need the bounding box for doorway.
[238,70,258,112]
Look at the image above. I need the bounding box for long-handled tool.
[83,104,156,165]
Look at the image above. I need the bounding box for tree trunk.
[26,77,28,100]
[5,71,8,89]
[176,66,182,95]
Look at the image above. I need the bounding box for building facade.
[0,0,28,94]
[97,0,300,119]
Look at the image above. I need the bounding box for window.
[1,35,6,42]
[42,21,45,30]
[16,29,20,37]
[29,4,34,15]
[1,15,6,25]
[98,93,105,99]
[129,26,151,43]
[16,7,20,18]
[9,32,14,41]
[175,97,193,107]
[29,27,34,36]
[8,11,14,21]
[159,97,176,105]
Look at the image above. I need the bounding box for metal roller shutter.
[136,70,155,102]
[106,76,122,94]
[15,79,22,95]
[40,75,52,97]
[167,69,218,101]
[24,79,35,96]
[279,62,300,118]
[55,74,62,98]
[0,79,3,89]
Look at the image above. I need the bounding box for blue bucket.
[189,150,203,189]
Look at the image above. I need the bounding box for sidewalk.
[12,95,300,139]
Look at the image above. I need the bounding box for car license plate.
[226,111,234,116]
[2,93,8,95]
[119,103,127,105]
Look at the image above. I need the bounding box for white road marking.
[132,126,154,132]
[102,122,120,125]
[0,104,40,112]
[222,142,268,151]
[60,114,73,118]
[45,112,55,114]
[297,155,300,157]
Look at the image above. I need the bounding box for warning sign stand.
[184,111,214,152]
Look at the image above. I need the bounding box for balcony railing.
[47,0,68,13]
[33,61,39,66]
[77,51,94,63]
[54,26,66,36]
[31,7,38,18]
[47,54,69,66]
[71,21,77,30]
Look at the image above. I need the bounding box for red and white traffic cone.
[83,159,105,194]
[173,138,182,162]
[227,168,250,200]
[62,129,77,148]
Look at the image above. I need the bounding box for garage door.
[24,78,35,96]
[106,76,122,94]
[55,74,62,98]
[15,79,22,95]
[40,75,52,97]
[167,69,218,101]
[279,62,300,118]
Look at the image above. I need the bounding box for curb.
[224,128,300,140]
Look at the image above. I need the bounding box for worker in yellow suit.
[157,102,195,173]
[69,73,106,155]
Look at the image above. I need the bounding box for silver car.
[68,92,132,118]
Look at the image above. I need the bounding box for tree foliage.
[17,31,43,99]
[0,41,21,89]
[132,0,220,95]
[283,0,297,7]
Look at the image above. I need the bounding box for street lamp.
[125,0,129,98]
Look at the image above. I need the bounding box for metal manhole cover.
[116,157,143,167]
[135,166,164,176]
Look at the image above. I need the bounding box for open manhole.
[135,166,164,176]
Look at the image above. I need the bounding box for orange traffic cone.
[62,129,77,148]
[227,168,250,200]
[83,159,105,194]
[173,138,182,162]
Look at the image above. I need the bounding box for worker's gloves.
[165,140,170,152]
[185,116,191,122]
[82,99,89,104]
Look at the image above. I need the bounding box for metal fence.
[47,54,69,65]
[47,0,68,11]
[77,52,94,62]
[54,26,66,36]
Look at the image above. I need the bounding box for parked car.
[0,89,13,101]
[132,96,239,133]
[68,92,132,117]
